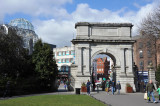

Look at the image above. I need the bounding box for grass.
[0,95,106,106]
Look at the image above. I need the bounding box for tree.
[140,5,160,37]
[0,27,26,79]
[156,65,160,86]
[138,5,160,69]
[32,39,58,90]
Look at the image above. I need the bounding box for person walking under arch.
[111,80,115,95]
[106,79,110,95]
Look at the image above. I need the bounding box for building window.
[139,61,144,70]
[66,51,69,55]
[66,66,69,71]
[147,50,152,58]
[148,60,152,65]
[62,51,66,56]
[71,50,75,55]
[139,50,143,58]
[70,58,73,63]
[58,59,61,63]
[58,52,61,56]
[139,42,143,49]
[62,59,65,63]
[146,41,151,48]
[66,59,69,63]
[61,66,67,72]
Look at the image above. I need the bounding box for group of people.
[145,80,160,103]
[102,79,121,95]
[86,79,121,95]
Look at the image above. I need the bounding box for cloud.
[133,3,141,8]
[33,1,158,47]
[1,0,159,47]
[33,19,75,47]
[0,0,72,20]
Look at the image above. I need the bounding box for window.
[148,60,152,65]
[66,51,69,55]
[139,50,143,58]
[71,50,75,55]
[146,41,151,48]
[139,42,143,49]
[147,50,152,58]
[70,58,73,63]
[61,66,66,72]
[66,59,69,63]
[139,61,144,70]
[62,51,66,56]
[62,59,65,63]
[58,52,61,56]
[58,59,61,63]
[66,66,70,71]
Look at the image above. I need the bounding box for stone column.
[120,48,126,75]
[84,47,90,75]
[127,48,134,76]
[77,47,83,75]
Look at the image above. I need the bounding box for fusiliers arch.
[70,22,136,93]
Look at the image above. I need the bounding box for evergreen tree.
[32,39,58,90]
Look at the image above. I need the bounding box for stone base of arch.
[70,65,136,93]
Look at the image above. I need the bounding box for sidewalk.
[0,84,159,106]
[91,91,160,106]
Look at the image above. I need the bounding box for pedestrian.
[64,83,67,90]
[87,80,91,95]
[66,79,69,91]
[116,81,121,95]
[3,81,11,98]
[102,80,105,91]
[105,79,110,94]
[157,85,160,102]
[146,80,157,103]
[111,80,115,95]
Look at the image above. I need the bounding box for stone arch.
[91,49,121,67]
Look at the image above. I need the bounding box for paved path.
[0,84,159,106]
[91,91,160,106]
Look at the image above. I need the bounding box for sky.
[0,0,160,47]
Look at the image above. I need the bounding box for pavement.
[0,84,159,106]
[91,91,160,106]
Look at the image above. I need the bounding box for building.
[133,35,157,72]
[9,18,38,54]
[53,46,75,80]
[133,34,160,82]
[44,43,56,50]
[96,57,110,80]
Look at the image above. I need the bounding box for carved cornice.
[72,39,135,44]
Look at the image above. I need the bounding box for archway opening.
[91,53,116,91]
